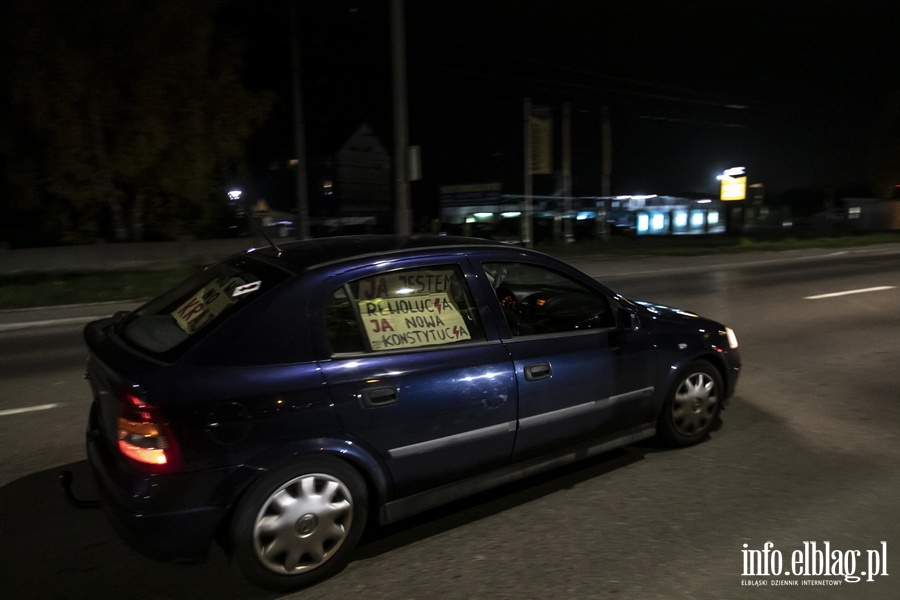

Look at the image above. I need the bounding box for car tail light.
[117,393,179,470]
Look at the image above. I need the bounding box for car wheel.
[230,456,368,591]
[657,361,723,447]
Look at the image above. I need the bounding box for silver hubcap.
[671,372,718,436]
[253,473,353,574]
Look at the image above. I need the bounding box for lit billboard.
[719,167,746,201]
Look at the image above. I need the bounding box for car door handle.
[359,386,398,407]
[524,362,552,381]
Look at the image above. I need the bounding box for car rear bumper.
[86,429,255,563]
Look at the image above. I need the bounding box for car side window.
[483,262,614,336]
[325,265,483,354]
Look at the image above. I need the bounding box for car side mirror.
[616,307,639,332]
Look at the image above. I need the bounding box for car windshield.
[118,255,290,361]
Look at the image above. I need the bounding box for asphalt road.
[0,245,898,600]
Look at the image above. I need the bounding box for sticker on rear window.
[358,293,471,351]
[171,276,254,334]
[232,281,262,298]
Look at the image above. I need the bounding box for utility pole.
[391,0,412,235]
[600,106,612,240]
[601,106,611,197]
[563,102,573,243]
[523,98,533,248]
[290,1,310,239]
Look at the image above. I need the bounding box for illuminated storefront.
[439,190,726,240]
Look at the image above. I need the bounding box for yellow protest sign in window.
[358,293,472,351]
[357,270,456,301]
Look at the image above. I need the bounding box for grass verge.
[0,267,201,310]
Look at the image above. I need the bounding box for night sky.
[235,1,900,206]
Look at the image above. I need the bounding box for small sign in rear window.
[172,276,257,335]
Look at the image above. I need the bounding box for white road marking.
[0,403,60,417]
[0,316,102,333]
[805,286,896,300]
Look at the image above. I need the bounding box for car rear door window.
[325,265,483,354]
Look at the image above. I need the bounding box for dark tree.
[1,0,273,244]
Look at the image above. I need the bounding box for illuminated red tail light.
[116,393,179,469]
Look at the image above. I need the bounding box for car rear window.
[118,255,290,361]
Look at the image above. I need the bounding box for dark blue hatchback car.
[81,235,740,591]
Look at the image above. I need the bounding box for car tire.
[229,456,368,591]
[657,360,723,447]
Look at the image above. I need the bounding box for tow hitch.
[59,470,101,509]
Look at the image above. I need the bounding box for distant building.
[328,123,392,228]
[249,122,392,236]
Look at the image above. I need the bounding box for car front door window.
[483,262,615,336]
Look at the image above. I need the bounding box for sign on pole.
[719,167,747,201]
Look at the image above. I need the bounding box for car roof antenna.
[244,199,283,257]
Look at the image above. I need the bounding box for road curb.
[0,301,143,333]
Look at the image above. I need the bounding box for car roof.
[245,234,514,273]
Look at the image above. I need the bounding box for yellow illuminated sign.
[719,167,747,201]
[720,176,746,200]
